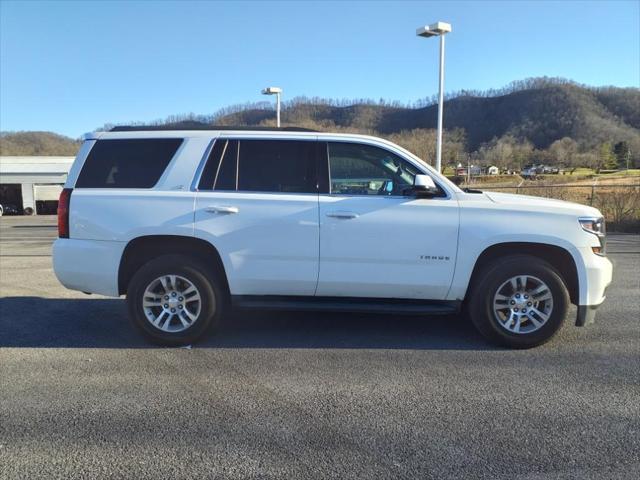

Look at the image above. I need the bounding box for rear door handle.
[205,205,239,214]
[326,211,359,219]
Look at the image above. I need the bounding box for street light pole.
[261,87,283,128]
[436,33,445,174]
[416,21,452,173]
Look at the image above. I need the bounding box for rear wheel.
[126,254,225,346]
[468,255,569,348]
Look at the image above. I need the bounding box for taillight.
[57,188,72,238]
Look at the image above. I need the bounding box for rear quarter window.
[75,138,183,188]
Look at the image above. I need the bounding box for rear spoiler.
[81,131,105,141]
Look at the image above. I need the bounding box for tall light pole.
[262,86,282,127]
[416,21,451,173]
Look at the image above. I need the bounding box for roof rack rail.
[109,125,318,132]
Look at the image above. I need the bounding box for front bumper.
[574,249,613,326]
[576,303,604,326]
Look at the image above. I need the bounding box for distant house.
[521,165,539,178]
[455,165,483,176]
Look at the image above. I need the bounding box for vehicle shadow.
[0,296,494,350]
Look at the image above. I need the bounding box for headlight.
[579,217,606,255]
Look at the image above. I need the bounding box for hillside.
[2,78,638,167]
[0,131,80,156]
[212,80,640,152]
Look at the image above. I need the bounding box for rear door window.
[238,140,317,193]
[198,139,239,191]
[76,138,182,188]
[198,139,318,194]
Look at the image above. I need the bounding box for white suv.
[53,127,612,348]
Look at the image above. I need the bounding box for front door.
[316,141,459,300]
[194,137,321,296]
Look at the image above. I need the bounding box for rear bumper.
[52,238,125,297]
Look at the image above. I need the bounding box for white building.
[0,156,74,214]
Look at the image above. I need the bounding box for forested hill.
[212,80,639,152]
[0,131,80,156]
[2,78,639,163]
[392,84,638,150]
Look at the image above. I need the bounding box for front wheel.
[126,254,225,346]
[468,255,569,348]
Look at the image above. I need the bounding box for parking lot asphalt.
[1,215,639,479]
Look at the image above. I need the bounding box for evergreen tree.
[613,141,631,169]
[599,142,618,171]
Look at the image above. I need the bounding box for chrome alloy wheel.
[492,275,554,334]
[142,275,204,333]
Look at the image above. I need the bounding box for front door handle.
[205,205,239,214]
[326,211,359,219]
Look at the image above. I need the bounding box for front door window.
[328,142,420,196]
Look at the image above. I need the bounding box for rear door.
[194,137,322,296]
[316,141,459,300]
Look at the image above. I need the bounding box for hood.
[481,191,602,217]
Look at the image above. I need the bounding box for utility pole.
[626,149,631,174]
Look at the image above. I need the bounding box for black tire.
[126,254,225,346]
[468,254,569,349]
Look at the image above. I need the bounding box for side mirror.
[407,174,439,197]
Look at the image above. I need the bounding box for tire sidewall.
[127,255,223,345]
[470,257,569,348]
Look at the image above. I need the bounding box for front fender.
[447,233,589,305]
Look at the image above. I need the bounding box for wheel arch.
[118,235,229,296]
[466,242,579,305]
